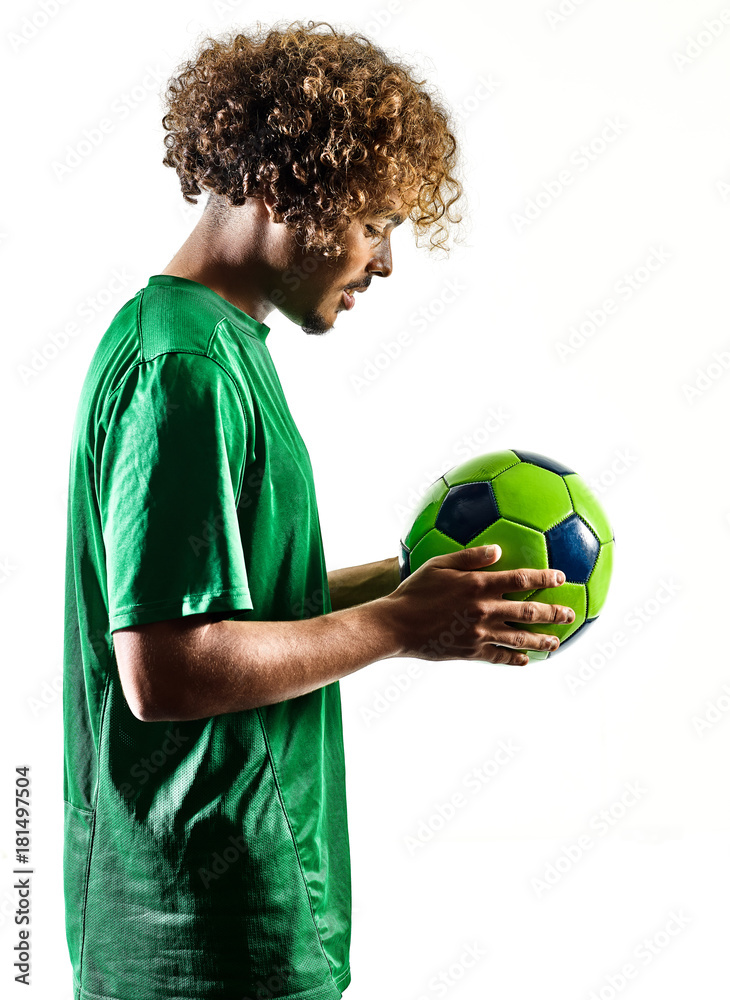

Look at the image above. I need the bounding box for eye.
[365,224,385,240]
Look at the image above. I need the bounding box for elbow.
[112,615,223,722]
[121,682,147,722]
[113,634,179,723]
[120,676,176,723]
[128,700,150,723]
[127,694,167,724]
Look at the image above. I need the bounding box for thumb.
[428,543,502,570]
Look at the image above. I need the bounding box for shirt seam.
[77,670,112,994]
[211,311,269,348]
[110,586,252,615]
[206,318,255,503]
[107,301,251,505]
[64,799,94,817]
[105,350,246,416]
[71,965,350,1000]
[255,707,339,988]
[333,964,350,984]
[146,279,269,345]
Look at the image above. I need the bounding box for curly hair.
[161,19,464,257]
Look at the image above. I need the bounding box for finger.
[424,543,502,572]
[497,599,575,625]
[480,645,530,666]
[490,629,560,653]
[486,567,565,594]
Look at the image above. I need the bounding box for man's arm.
[327,556,400,611]
[112,545,575,724]
[114,598,402,723]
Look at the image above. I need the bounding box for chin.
[300,305,336,336]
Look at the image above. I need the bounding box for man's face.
[270,200,407,336]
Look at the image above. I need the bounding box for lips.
[342,290,355,310]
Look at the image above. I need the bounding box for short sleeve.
[99,352,253,631]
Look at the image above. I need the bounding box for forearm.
[145,596,404,722]
[327,555,400,611]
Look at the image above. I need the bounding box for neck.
[162,205,278,324]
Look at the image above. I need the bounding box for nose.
[366,235,393,278]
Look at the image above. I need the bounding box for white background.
[1,0,729,997]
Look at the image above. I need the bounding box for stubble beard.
[300,304,334,336]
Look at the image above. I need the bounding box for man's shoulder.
[137,278,230,359]
[86,278,267,426]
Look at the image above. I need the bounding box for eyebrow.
[378,212,404,226]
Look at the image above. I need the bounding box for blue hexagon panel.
[399,543,411,581]
[512,450,575,476]
[435,481,500,545]
[545,514,599,583]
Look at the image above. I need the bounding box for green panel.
[503,587,537,602]
[564,474,613,544]
[442,449,520,487]
[471,519,549,575]
[408,528,463,574]
[404,476,450,550]
[492,462,573,531]
[587,540,614,617]
[509,582,587,643]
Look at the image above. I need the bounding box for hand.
[383,543,575,665]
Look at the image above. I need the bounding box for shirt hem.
[108,588,253,630]
[72,965,350,1000]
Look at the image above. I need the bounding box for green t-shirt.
[62,274,351,1000]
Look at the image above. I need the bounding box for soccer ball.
[398,449,614,659]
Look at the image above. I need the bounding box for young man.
[62,20,573,1000]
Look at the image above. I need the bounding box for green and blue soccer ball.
[398,450,614,660]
